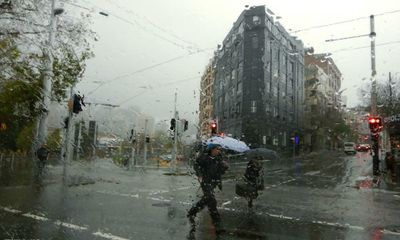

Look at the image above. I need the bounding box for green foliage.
[47,129,62,152]
[16,123,35,152]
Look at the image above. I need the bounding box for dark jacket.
[194,153,228,188]
[244,159,263,189]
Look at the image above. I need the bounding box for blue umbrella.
[206,136,250,153]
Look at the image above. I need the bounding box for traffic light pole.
[370,15,380,176]
[143,119,148,166]
[171,92,178,172]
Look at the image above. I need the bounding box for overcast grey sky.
[70,0,400,121]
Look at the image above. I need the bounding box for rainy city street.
[1,151,400,240]
[2,1,400,240]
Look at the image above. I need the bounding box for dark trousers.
[188,183,221,226]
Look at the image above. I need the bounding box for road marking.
[265,178,296,190]
[1,206,22,214]
[96,190,139,199]
[22,213,49,221]
[304,171,321,176]
[382,229,400,236]
[147,197,171,202]
[54,220,88,231]
[92,231,130,240]
[0,205,129,239]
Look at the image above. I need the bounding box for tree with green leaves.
[0,0,95,151]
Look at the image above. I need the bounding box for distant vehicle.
[356,144,371,152]
[344,142,357,155]
[160,154,172,161]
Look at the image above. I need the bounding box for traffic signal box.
[211,122,217,135]
[368,116,383,133]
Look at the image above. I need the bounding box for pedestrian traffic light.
[170,118,176,130]
[72,94,85,114]
[211,122,217,134]
[146,135,150,143]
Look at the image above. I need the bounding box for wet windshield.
[1,0,400,239]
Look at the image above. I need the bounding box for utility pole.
[143,119,148,166]
[36,0,59,148]
[61,86,74,184]
[325,14,380,175]
[171,92,178,172]
[370,15,377,115]
[370,15,380,176]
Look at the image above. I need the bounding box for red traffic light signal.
[211,122,217,134]
[368,116,383,133]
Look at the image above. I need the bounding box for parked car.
[344,142,357,155]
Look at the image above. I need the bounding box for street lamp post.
[36,0,62,148]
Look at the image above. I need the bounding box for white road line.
[22,213,49,221]
[54,220,88,231]
[382,229,400,236]
[304,171,321,176]
[92,231,130,240]
[1,206,22,214]
[0,206,130,239]
[96,190,139,199]
[146,197,171,202]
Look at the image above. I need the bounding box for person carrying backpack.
[187,143,229,235]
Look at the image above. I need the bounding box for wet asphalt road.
[1,151,400,240]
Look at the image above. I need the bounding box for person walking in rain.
[243,156,264,208]
[187,143,229,234]
[36,143,49,176]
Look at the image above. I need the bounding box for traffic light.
[72,94,85,114]
[368,116,383,133]
[211,122,217,134]
[146,135,150,143]
[183,120,188,131]
[170,118,176,130]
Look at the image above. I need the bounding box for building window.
[273,107,278,117]
[236,102,241,114]
[252,35,258,49]
[236,81,242,94]
[283,131,287,147]
[231,69,236,80]
[253,16,261,25]
[265,104,271,114]
[251,101,257,113]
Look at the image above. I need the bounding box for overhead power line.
[87,48,212,96]
[118,75,199,106]
[331,40,400,53]
[291,9,400,34]
[63,0,203,52]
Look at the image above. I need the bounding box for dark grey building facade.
[213,5,305,149]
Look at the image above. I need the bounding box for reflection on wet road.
[1,151,400,239]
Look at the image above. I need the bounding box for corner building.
[213,5,305,149]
